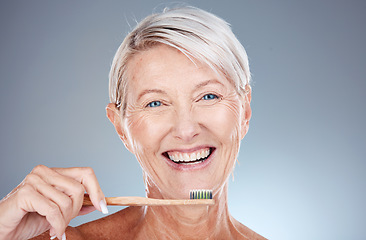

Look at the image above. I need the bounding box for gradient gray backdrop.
[1,1,365,239]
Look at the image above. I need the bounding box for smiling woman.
[112,45,247,200]
[0,6,266,240]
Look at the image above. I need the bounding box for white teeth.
[167,148,211,163]
[203,150,209,158]
[183,153,189,162]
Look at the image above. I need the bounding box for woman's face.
[113,45,250,199]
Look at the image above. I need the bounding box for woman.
[0,6,266,240]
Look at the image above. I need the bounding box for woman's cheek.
[199,100,242,143]
[125,112,168,178]
[199,100,242,165]
[128,111,171,152]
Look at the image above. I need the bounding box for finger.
[53,167,107,213]
[24,173,75,222]
[31,165,86,214]
[16,184,67,239]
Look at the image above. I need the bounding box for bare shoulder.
[231,216,267,240]
[31,207,143,240]
[75,206,144,240]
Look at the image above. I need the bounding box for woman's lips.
[162,147,215,170]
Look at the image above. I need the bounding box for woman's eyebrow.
[195,79,224,89]
[137,89,167,101]
[137,80,223,100]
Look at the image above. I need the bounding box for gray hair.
[109,6,251,116]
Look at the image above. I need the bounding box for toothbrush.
[83,189,214,206]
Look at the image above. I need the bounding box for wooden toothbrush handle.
[83,194,214,206]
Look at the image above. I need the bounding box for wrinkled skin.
[102,44,259,239]
[119,45,249,200]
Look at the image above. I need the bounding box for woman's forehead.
[126,45,220,88]
[128,45,196,75]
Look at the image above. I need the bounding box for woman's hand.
[0,165,107,240]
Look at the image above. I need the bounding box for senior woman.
[0,6,266,240]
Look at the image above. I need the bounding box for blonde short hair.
[109,6,251,116]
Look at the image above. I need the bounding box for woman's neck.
[137,183,236,239]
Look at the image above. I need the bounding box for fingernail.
[62,233,66,240]
[50,236,56,240]
[100,199,108,214]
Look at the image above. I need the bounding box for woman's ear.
[106,103,134,153]
[240,87,252,140]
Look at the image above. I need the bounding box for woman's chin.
[155,179,217,200]
[145,148,230,199]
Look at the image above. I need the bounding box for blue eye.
[202,94,218,100]
[147,101,162,108]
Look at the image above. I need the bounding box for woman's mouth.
[163,147,214,165]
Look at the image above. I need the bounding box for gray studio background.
[1,1,365,239]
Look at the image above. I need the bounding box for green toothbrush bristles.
[190,189,213,199]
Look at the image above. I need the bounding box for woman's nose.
[172,108,200,142]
